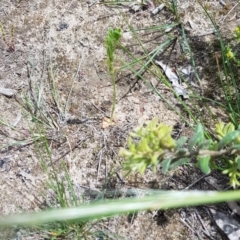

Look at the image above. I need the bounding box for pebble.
[57,22,68,31]
[0,159,4,168]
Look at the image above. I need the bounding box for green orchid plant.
[105,28,122,122]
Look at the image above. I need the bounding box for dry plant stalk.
[0,22,15,52]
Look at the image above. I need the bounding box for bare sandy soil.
[0,0,240,239]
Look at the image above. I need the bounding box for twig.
[66,117,100,124]
[221,2,239,22]
[186,216,204,240]
[191,29,216,38]
[218,0,226,7]
[50,136,91,165]
[92,101,109,116]
[185,174,209,190]
[116,171,125,184]
[88,0,100,7]
[96,132,107,182]
[180,218,202,239]
[195,209,214,240]
[64,53,84,117]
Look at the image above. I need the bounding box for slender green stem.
[110,70,117,121]
[105,28,122,122]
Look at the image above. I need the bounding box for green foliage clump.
[120,119,240,188]
[235,26,240,41]
[119,118,175,174]
[225,26,240,66]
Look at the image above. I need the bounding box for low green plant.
[105,28,122,122]
[225,26,240,66]
[120,118,240,188]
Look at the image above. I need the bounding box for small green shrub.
[120,118,240,188]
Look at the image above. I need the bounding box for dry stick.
[194,29,216,37]
[186,214,203,240]
[229,12,237,21]
[50,136,91,166]
[27,63,38,115]
[88,0,100,7]
[184,174,209,190]
[183,174,229,238]
[190,212,205,240]
[105,156,107,181]
[195,209,214,240]
[180,218,203,240]
[96,132,107,182]
[117,78,140,103]
[188,217,205,240]
[91,101,109,117]
[218,0,226,6]
[222,2,239,22]
[64,53,84,117]
[116,171,125,184]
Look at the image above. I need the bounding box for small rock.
[0,87,16,97]
[17,160,24,167]
[57,22,68,31]
[0,159,4,168]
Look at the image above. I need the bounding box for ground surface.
[0,0,240,239]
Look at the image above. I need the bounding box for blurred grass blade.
[133,37,176,77]
[1,190,240,227]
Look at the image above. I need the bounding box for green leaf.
[197,140,212,150]
[224,122,235,134]
[188,123,204,151]
[198,155,211,174]
[208,141,218,151]
[169,158,189,170]
[176,136,187,149]
[176,148,188,157]
[215,122,235,140]
[230,144,240,151]
[218,131,240,150]
[161,159,171,173]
